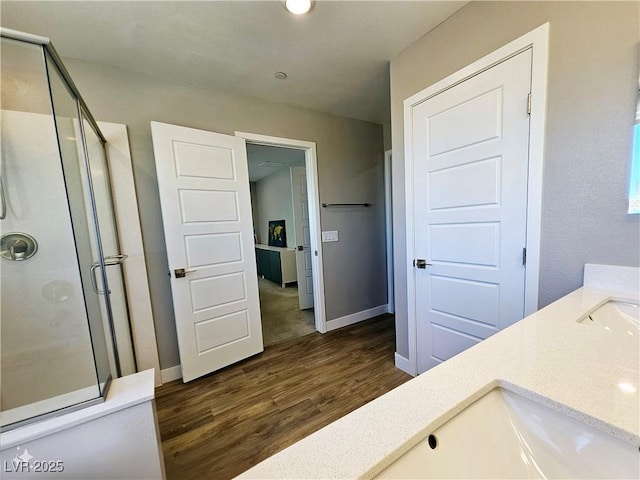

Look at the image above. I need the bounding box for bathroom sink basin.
[375,388,639,479]
[579,300,639,333]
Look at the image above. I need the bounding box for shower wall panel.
[1,110,98,410]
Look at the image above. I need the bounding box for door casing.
[403,23,549,376]
[236,131,327,333]
[385,149,394,314]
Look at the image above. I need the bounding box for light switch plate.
[322,230,339,242]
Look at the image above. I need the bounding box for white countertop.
[239,265,640,479]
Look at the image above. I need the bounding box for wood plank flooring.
[155,314,411,480]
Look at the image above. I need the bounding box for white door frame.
[403,23,549,375]
[384,149,394,314]
[235,131,327,333]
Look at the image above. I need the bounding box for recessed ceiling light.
[284,0,313,15]
[274,72,288,80]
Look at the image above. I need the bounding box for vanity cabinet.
[255,244,297,287]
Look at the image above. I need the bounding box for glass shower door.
[44,50,113,396]
[79,109,136,377]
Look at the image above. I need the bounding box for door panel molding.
[403,23,549,376]
[152,122,263,382]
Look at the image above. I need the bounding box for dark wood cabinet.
[268,251,282,285]
[256,247,270,278]
[255,244,297,287]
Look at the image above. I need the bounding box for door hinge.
[522,247,527,266]
[527,93,532,115]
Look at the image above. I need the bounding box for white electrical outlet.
[322,230,339,242]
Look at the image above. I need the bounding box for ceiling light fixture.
[284,0,313,15]
[274,71,288,80]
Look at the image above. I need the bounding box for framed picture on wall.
[268,220,287,247]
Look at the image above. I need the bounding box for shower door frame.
[0,28,134,430]
[75,101,124,378]
[42,31,135,380]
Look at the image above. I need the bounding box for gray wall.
[255,167,295,248]
[63,58,386,370]
[390,1,640,358]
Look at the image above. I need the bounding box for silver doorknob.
[414,259,432,269]
[174,268,196,278]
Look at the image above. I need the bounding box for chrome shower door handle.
[103,254,128,266]
[90,254,127,294]
[90,263,106,295]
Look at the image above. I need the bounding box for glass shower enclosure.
[0,29,131,430]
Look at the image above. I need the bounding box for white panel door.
[151,121,263,382]
[291,166,314,310]
[413,50,532,373]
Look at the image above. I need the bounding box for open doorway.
[236,132,327,342]
[245,141,318,346]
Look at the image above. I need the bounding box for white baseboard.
[394,352,415,376]
[326,304,389,332]
[160,365,182,383]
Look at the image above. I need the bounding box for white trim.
[384,150,395,314]
[325,305,389,332]
[160,365,182,383]
[394,352,414,376]
[1,370,155,449]
[523,24,549,317]
[235,131,327,333]
[0,386,98,428]
[403,99,419,375]
[403,23,549,374]
[101,122,162,386]
[0,27,50,45]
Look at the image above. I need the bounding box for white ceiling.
[246,143,305,182]
[0,1,467,124]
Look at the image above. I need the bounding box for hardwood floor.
[155,314,411,480]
